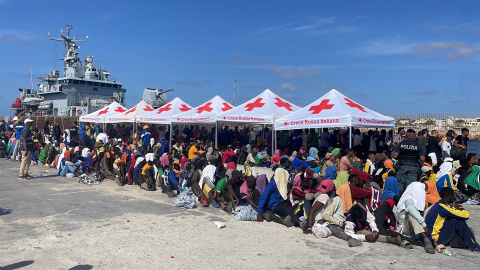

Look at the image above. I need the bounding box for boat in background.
[10,24,126,117]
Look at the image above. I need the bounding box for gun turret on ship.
[11,24,126,117]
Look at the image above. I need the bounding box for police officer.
[394,128,425,194]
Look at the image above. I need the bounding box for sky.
[1,0,479,116]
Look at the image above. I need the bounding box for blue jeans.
[397,165,420,194]
[60,165,77,176]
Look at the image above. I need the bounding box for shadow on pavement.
[1,260,34,270]
[69,265,93,270]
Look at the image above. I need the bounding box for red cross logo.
[124,106,137,115]
[143,105,154,112]
[223,116,227,120]
[245,98,265,111]
[157,104,172,114]
[308,99,334,114]
[284,121,288,126]
[97,107,109,116]
[179,104,191,112]
[221,102,232,112]
[197,102,213,114]
[274,98,293,111]
[358,118,362,122]
[115,107,126,113]
[344,98,366,113]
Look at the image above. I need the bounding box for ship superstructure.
[11,24,126,117]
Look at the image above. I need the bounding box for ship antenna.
[233,80,236,106]
[29,51,34,90]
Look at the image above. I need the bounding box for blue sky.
[1,0,479,116]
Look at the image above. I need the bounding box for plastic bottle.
[440,250,456,257]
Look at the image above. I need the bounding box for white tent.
[173,95,234,124]
[274,89,394,130]
[217,89,300,124]
[136,97,192,124]
[105,100,154,123]
[79,101,128,123]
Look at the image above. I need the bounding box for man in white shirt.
[441,132,454,159]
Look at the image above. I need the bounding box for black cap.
[232,170,242,178]
[406,128,415,133]
[446,132,454,138]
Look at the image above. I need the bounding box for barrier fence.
[385,112,480,135]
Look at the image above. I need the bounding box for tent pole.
[215,122,218,149]
[271,124,275,156]
[349,116,353,149]
[170,123,173,145]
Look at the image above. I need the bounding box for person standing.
[53,121,62,142]
[392,127,405,148]
[19,118,34,179]
[394,129,425,194]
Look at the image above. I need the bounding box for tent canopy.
[105,100,154,123]
[173,95,233,124]
[217,89,300,124]
[136,97,192,124]
[274,89,394,130]
[79,101,128,123]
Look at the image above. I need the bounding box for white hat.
[421,166,432,173]
[13,116,18,121]
[24,118,34,123]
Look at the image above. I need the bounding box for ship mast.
[48,24,88,77]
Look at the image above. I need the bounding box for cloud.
[289,16,337,31]
[410,89,439,95]
[414,41,479,59]
[101,13,116,20]
[306,83,333,89]
[0,34,25,43]
[247,16,359,37]
[350,37,419,55]
[231,51,249,58]
[242,84,266,89]
[274,83,299,92]
[403,98,423,105]
[226,60,241,66]
[272,67,320,79]
[174,80,202,87]
[450,99,469,104]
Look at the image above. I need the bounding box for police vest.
[398,139,420,164]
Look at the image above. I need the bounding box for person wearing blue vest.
[141,125,152,150]
[12,119,25,161]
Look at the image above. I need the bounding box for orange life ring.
[77,109,82,115]
[53,85,57,90]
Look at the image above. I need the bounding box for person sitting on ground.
[59,149,80,177]
[338,174,372,214]
[239,175,262,209]
[425,187,480,251]
[419,167,441,207]
[339,148,354,172]
[141,156,156,191]
[133,157,146,186]
[320,152,335,176]
[256,168,305,229]
[222,170,243,214]
[303,179,347,237]
[184,160,209,206]
[396,182,435,254]
[166,163,181,197]
[464,165,480,203]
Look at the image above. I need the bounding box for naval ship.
[11,25,127,117]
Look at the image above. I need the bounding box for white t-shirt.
[441,140,452,158]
